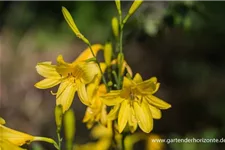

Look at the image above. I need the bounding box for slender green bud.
[115,0,122,15]
[112,17,119,38]
[128,0,143,16]
[62,6,90,45]
[104,42,113,66]
[55,105,63,132]
[64,109,75,150]
[123,0,143,24]
[117,52,124,67]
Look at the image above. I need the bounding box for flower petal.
[149,105,162,119]
[146,95,171,110]
[123,76,133,88]
[0,117,6,125]
[121,60,133,77]
[118,100,130,133]
[36,62,60,78]
[77,83,90,106]
[133,101,153,133]
[136,77,158,94]
[107,104,120,120]
[101,90,124,106]
[100,105,108,127]
[56,55,74,77]
[83,107,93,123]
[97,84,107,95]
[0,124,34,146]
[56,82,77,113]
[35,78,61,89]
[133,73,143,83]
[56,80,71,98]
[152,83,160,94]
[74,44,104,63]
[0,139,26,150]
[128,107,138,133]
[87,83,97,100]
[74,62,99,84]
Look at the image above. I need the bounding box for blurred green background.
[1,1,225,150]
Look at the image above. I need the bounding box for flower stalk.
[117,1,124,90]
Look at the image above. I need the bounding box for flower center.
[130,91,135,100]
[129,89,142,103]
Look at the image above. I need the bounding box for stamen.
[50,90,57,95]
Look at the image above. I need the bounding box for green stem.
[33,136,59,150]
[57,131,62,150]
[117,12,124,90]
[119,15,123,54]
[87,43,110,92]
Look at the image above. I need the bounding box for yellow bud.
[108,81,113,86]
[112,17,119,38]
[62,6,90,45]
[55,105,63,132]
[115,0,121,15]
[117,52,124,66]
[128,0,143,15]
[123,61,133,77]
[123,0,143,24]
[104,42,113,66]
[64,109,75,150]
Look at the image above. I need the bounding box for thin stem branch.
[117,11,124,90]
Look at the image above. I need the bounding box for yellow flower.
[83,64,108,129]
[83,84,108,129]
[101,73,171,133]
[35,45,103,113]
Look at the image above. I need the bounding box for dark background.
[1,1,225,150]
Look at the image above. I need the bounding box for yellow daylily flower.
[35,45,103,113]
[83,84,108,129]
[101,73,171,133]
[83,64,108,129]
